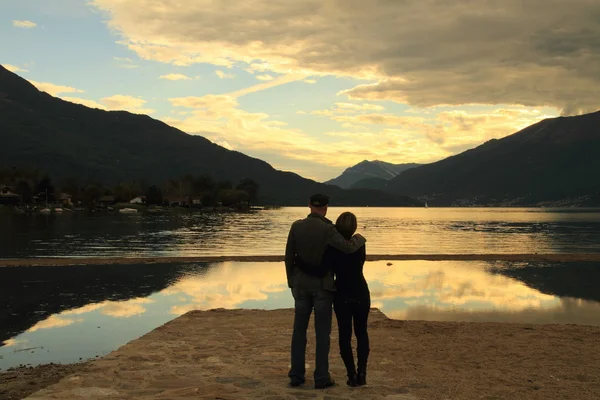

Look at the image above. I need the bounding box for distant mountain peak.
[325,160,421,189]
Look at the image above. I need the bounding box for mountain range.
[385,111,600,206]
[325,160,420,189]
[3,64,599,207]
[0,64,419,207]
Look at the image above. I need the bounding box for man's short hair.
[309,193,329,208]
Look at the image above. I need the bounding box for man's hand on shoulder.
[326,222,365,253]
[353,233,366,242]
[351,233,366,247]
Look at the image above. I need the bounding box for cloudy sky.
[2,0,598,181]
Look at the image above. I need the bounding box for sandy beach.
[2,253,600,267]
[4,308,598,400]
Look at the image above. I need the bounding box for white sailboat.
[425,201,428,208]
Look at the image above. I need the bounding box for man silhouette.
[285,193,366,389]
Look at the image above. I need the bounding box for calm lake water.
[2,207,600,258]
[2,207,600,370]
[2,260,600,370]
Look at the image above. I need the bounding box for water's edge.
[2,253,600,267]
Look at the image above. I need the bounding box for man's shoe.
[289,378,305,387]
[315,379,336,389]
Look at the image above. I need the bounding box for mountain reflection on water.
[2,260,600,369]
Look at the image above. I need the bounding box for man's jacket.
[285,212,366,291]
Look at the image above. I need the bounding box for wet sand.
[2,253,600,267]
[15,308,600,400]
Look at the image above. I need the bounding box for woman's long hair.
[336,212,357,240]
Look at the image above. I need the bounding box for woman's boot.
[341,352,357,387]
[357,358,367,386]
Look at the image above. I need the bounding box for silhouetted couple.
[285,194,371,389]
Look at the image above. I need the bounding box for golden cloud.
[113,56,140,68]
[216,140,234,150]
[4,64,29,73]
[309,102,387,120]
[101,94,155,114]
[323,131,375,139]
[166,93,366,169]
[91,0,600,114]
[53,93,156,115]
[335,102,385,111]
[169,94,238,110]
[164,80,553,179]
[312,105,558,158]
[215,70,235,79]
[256,74,274,81]
[160,73,192,80]
[13,20,37,28]
[331,114,426,126]
[29,80,84,96]
[27,76,156,115]
[62,97,107,110]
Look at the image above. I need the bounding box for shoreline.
[9,308,600,400]
[2,253,600,267]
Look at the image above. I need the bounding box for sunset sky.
[2,0,598,181]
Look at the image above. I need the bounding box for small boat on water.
[54,208,64,213]
[119,208,138,214]
[39,208,51,214]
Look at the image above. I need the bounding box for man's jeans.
[288,288,334,385]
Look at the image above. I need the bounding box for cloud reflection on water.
[161,261,561,320]
[3,261,600,370]
[163,262,289,315]
[26,315,84,333]
[16,260,592,335]
[24,297,156,334]
[396,298,600,325]
[366,261,559,312]
[2,338,29,347]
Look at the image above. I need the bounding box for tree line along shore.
[0,166,260,213]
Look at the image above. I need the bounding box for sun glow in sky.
[2,0,599,180]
